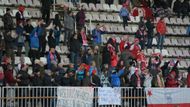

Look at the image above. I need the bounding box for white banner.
[145,88,190,107]
[57,87,94,107]
[98,87,121,105]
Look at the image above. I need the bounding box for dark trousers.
[29,49,40,64]
[147,37,153,49]
[42,9,50,24]
[122,16,128,29]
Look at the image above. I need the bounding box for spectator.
[0,34,4,62]
[53,14,62,46]
[102,43,111,65]
[71,0,79,5]
[24,19,34,56]
[17,55,26,72]
[148,54,161,77]
[48,30,56,49]
[156,17,167,50]
[100,64,110,87]
[111,68,125,87]
[31,71,43,86]
[41,0,53,24]
[181,0,189,19]
[64,11,75,46]
[120,45,132,66]
[130,38,141,59]
[16,22,25,56]
[93,46,102,74]
[92,24,106,46]
[173,0,181,18]
[0,69,4,86]
[143,69,153,87]
[4,30,17,65]
[29,19,44,63]
[187,67,190,87]
[135,25,147,50]
[165,60,180,87]
[138,17,146,29]
[119,4,130,29]
[4,64,17,86]
[91,71,101,86]
[70,33,81,69]
[119,35,131,53]
[47,48,58,69]
[76,6,86,30]
[187,25,190,36]
[2,8,14,32]
[130,67,144,88]
[79,27,88,51]
[146,18,154,48]
[105,0,114,5]
[16,5,25,26]
[16,64,30,86]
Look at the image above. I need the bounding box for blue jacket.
[119,7,129,17]
[92,29,105,44]
[111,69,124,87]
[29,27,43,49]
[187,25,190,36]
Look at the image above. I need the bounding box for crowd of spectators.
[0,0,189,89]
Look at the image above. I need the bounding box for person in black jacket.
[2,8,14,32]
[70,33,81,69]
[181,0,190,19]
[146,18,154,49]
[31,71,43,107]
[24,19,34,56]
[41,0,53,24]
[4,30,17,65]
[48,30,56,49]
[173,0,181,18]
[16,64,30,106]
[15,5,25,26]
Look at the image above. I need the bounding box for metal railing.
[0,87,146,107]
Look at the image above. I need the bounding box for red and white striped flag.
[145,88,190,107]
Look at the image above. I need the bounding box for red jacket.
[119,41,131,52]
[187,73,190,87]
[165,71,178,87]
[156,20,167,35]
[4,70,16,86]
[130,44,141,59]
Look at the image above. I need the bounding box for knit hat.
[18,5,25,12]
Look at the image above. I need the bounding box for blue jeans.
[157,35,165,50]
[71,52,79,70]
[147,37,153,48]
[54,30,61,46]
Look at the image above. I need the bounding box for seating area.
[0,0,189,72]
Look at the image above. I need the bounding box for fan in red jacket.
[187,67,190,87]
[165,70,179,87]
[108,44,118,67]
[119,35,131,53]
[130,38,141,59]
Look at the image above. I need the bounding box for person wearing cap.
[16,5,25,26]
[2,8,14,32]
